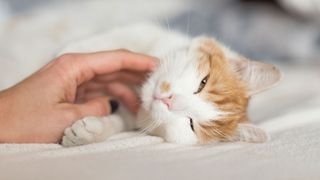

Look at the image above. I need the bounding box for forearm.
[0,87,58,143]
[0,87,28,143]
[0,88,14,142]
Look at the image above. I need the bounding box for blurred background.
[0,0,319,122]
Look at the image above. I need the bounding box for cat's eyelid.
[189,118,195,132]
[202,74,209,82]
[194,74,210,94]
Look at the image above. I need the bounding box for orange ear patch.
[160,81,171,93]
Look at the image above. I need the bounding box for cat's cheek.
[140,77,158,110]
[160,119,198,145]
[164,133,198,145]
[169,96,188,111]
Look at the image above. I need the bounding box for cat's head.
[139,37,281,144]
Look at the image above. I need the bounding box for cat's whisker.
[207,127,220,136]
[214,128,228,138]
[186,13,190,37]
[164,16,171,33]
[137,120,158,136]
[210,128,226,139]
[198,121,229,140]
[153,15,163,29]
[136,116,155,133]
[146,120,160,132]
[216,127,233,140]
[142,117,162,133]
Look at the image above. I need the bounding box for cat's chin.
[140,100,198,145]
[150,100,169,111]
[149,101,174,120]
[164,135,198,145]
[147,125,198,145]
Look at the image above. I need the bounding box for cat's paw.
[62,116,109,147]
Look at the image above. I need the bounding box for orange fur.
[160,81,171,93]
[195,38,249,143]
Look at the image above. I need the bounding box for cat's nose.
[154,95,174,108]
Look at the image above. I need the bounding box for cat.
[60,23,281,146]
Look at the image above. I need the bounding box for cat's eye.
[195,75,209,94]
[189,118,194,132]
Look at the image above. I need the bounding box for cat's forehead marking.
[160,81,171,93]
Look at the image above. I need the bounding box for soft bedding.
[0,1,319,180]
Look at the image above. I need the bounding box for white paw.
[62,116,108,147]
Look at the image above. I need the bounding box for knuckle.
[115,90,129,100]
[93,100,109,115]
[59,53,79,61]
[55,53,79,66]
[114,49,130,54]
[63,107,82,122]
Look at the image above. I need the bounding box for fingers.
[73,96,111,117]
[104,82,140,113]
[51,50,151,114]
[76,81,108,103]
[64,95,120,121]
[77,91,105,103]
[75,81,140,113]
[55,49,157,85]
[80,50,157,73]
[93,70,148,85]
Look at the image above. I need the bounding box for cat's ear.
[229,57,281,96]
[232,123,269,143]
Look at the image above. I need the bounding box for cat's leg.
[61,114,125,147]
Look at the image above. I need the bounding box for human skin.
[0,50,157,143]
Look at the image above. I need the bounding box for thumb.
[73,97,119,117]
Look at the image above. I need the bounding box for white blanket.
[0,1,320,180]
[1,109,320,180]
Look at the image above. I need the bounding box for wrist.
[0,89,9,121]
[0,88,16,142]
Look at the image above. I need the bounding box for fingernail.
[109,100,119,113]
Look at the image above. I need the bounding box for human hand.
[0,50,157,143]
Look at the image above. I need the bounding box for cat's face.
[139,37,280,144]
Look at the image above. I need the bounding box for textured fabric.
[0,112,320,180]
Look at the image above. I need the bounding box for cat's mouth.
[151,100,170,111]
[150,95,193,117]
[152,95,173,109]
[150,98,192,119]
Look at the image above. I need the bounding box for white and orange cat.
[60,23,281,147]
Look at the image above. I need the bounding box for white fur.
[61,23,276,147]
[62,115,124,147]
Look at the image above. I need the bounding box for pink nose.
[154,95,174,108]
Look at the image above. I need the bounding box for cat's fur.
[60,23,281,146]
